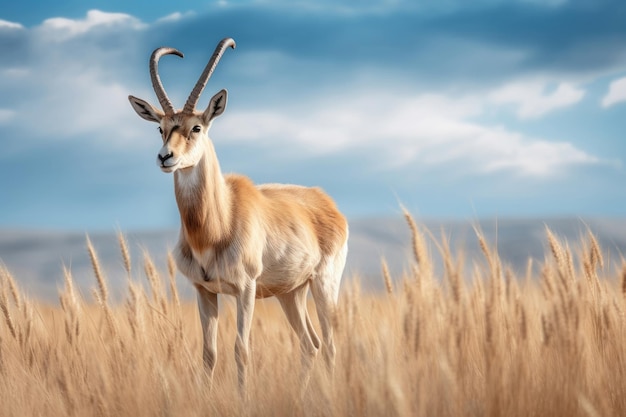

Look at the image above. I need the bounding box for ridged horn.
[150,47,184,115]
[183,38,236,114]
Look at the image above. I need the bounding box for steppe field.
[1,212,626,417]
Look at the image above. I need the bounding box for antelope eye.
[158,127,163,134]
[192,125,202,133]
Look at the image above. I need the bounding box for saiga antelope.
[128,38,348,388]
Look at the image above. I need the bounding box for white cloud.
[466,129,596,176]
[0,19,24,30]
[601,77,626,108]
[2,68,30,78]
[216,91,599,177]
[0,11,149,148]
[38,10,145,41]
[489,80,585,119]
[0,9,604,179]
[156,11,196,24]
[2,62,148,148]
[0,109,16,124]
[25,70,147,146]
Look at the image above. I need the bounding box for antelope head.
[128,38,236,173]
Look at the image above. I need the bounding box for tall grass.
[2,215,626,416]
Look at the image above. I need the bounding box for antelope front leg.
[235,280,256,394]
[196,285,219,382]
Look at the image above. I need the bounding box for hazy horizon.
[4,215,626,302]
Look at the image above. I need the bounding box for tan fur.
[168,134,348,389]
[128,44,348,390]
[173,144,347,298]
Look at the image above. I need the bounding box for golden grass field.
[2,211,626,416]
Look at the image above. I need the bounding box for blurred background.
[1,1,625,299]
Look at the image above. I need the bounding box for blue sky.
[0,0,625,231]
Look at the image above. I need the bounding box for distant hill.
[2,217,626,301]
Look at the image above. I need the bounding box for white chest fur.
[186,244,248,296]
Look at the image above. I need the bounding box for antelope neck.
[174,145,232,251]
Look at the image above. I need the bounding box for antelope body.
[128,38,348,388]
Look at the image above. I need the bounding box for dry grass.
[2,216,626,416]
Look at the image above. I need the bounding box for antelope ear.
[128,95,164,123]
[203,89,228,124]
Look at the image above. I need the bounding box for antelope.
[128,38,348,389]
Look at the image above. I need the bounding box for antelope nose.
[158,152,173,163]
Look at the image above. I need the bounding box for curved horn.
[183,38,236,114]
[150,47,184,115]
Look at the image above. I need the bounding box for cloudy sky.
[1,0,625,232]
